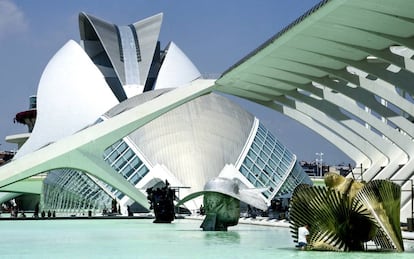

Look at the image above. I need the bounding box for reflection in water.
[0,219,412,258]
[204,231,240,245]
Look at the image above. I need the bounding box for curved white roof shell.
[104,90,254,193]
[153,41,201,90]
[15,40,119,159]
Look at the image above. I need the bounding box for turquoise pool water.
[0,218,413,258]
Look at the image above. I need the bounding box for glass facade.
[239,122,312,200]
[42,168,113,215]
[102,139,150,200]
[41,138,150,215]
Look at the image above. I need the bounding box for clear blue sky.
[0,0,352,165]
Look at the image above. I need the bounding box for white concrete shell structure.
[14,40,119,159]
[4,0,413,221]
[90,90,310,213]
[153,42,201,90]
[0,11,311,215]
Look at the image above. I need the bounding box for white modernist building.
[2,0,414,222]
[1,12,311,215]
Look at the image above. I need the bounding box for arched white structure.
[215,0,414,221]
[15,40,119,159]
[153,41,201,90]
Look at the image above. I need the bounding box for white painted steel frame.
[215,0,414,220]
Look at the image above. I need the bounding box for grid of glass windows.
[277,162,312,195]
[42,169,113,215]
[41,139,150,215]
[102,139,150,199]
[240,122,311,199]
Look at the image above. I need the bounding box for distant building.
[300,161,352,177]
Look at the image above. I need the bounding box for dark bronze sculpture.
[289,173,404,252]
[178,177,267,231]
[146,180,176,223]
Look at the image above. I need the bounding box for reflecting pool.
[0,218,413,258]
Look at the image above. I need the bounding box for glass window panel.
[103,148,113,159]
[137,166,149,178]
[271,153,280,162]
[117,141,128,153]
[252,165,261,176]
[240,165,250,178]
[264,138,273,147]
[258,174,268,186]
[263,166,272,176]
[267,135,276,147]
[129,166,149,185]
[268,159,276,169]
[129,173,139,185]
[247,149,257,160]
[282,155,291,165]
[255,132,265,143]
[285,152,293,160]
[277,166,285,176]
[259,151,268,160]
[275,141,284,151]
[130,157,142,170]
[114,157,128,171]
[109,150,121,163]
[256,157,265,169]
[263,144,272,156]
[123,148,134,161]
[247,172,257,184]
[252,142,261,153]
[259,123,266,132]
[243,157,254,169]
[256,175,266,187]
[122,164,133,178]
[103,140,120,158]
